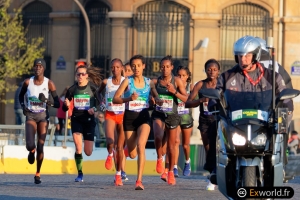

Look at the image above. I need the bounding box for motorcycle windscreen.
[224,90,272,123]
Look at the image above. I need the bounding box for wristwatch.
[93,107,97,112]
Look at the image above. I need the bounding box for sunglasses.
[76,72,87,77]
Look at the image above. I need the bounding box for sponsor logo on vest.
[231,79,236,86]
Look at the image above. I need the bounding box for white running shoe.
[206,180,216,191]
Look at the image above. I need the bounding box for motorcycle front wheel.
[242,166,257,187]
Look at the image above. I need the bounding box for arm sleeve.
[62,87,73,112]
[18,87,27,107]
[49,90,60,108]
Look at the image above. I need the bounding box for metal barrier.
[0,124,56,146]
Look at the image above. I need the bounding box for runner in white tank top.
[97,58,128,185]
[18,58,60,184]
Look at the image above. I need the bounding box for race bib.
[128,97,149,112]
[74,94,90,110]
[28,96,46,112]
[177,99,189,115]
[232,109,268,122]
[203,102,212,115]
[106,98,125,114]
[156,94,173,113]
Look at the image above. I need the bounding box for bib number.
[74,94,90,110]
[156,94,173,113]
[128,97,149,112]
[177,99,189,115]
[106,98,124,114]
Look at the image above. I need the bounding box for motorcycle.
[200,87,300,199]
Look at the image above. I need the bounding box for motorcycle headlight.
[251,133,267,146]
[232,133,246,146]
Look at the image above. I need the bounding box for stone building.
[4,0,300,130]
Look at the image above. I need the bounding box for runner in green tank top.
[162,66,194,178]
[151,55,188,185]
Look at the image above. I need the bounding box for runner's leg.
[136,124,150,182]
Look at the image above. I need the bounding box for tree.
[0,0,45,103]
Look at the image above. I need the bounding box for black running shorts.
[71,116,95,141]
[123,109,151,131]
[198,115,216,146]
[151,110,181,129]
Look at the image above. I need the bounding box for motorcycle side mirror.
[277,88,300,102]
[199,88,228,118]
[199,88,220,99]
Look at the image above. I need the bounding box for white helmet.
[233,35,262,63]
[255,37,269,54]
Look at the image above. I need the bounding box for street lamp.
[73,0,91,65]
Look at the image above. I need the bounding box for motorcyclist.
[255,37,294,170]
[210,35,288,185]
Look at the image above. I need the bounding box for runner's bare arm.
[185,81,207,108]
[98,79,107,96]
[113,78,132,104]
[150,80,163,105]
[173,77,188,102]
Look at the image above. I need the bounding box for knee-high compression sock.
[75,153,83,174]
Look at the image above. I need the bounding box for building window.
[22,1,52,78]
[220,3,272,71]
[79,0,111,78]
[133,0,190,78]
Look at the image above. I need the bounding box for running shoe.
[34,176,41,184]
[75,173,83,182]
[167,171,176,185]
[173,168,179,177]
[121,171,128,181]
[28,151,35,165]
[156,158,164,174]
[183,163,191,176]
[206,179,216,191]
[135,180,144,190]
[160,169,168,182]
[105,155,113,170]
[114,175,123,186]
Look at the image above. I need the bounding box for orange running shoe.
[114,175,123,186]
[156,158,164,174]
[135,180,144,190]
[160,169,168,182]
[105,155,113,170]
[124,146,129,157]
[167,171,176,185]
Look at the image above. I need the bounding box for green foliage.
[0,0,45,102]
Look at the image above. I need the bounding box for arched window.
[220,3,272,71]
[22,1,52,78]
[79,0,111,78]
[133,0,190,78]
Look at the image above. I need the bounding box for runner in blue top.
[113,54,162,190]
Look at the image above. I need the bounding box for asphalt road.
[0,174,299,200]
